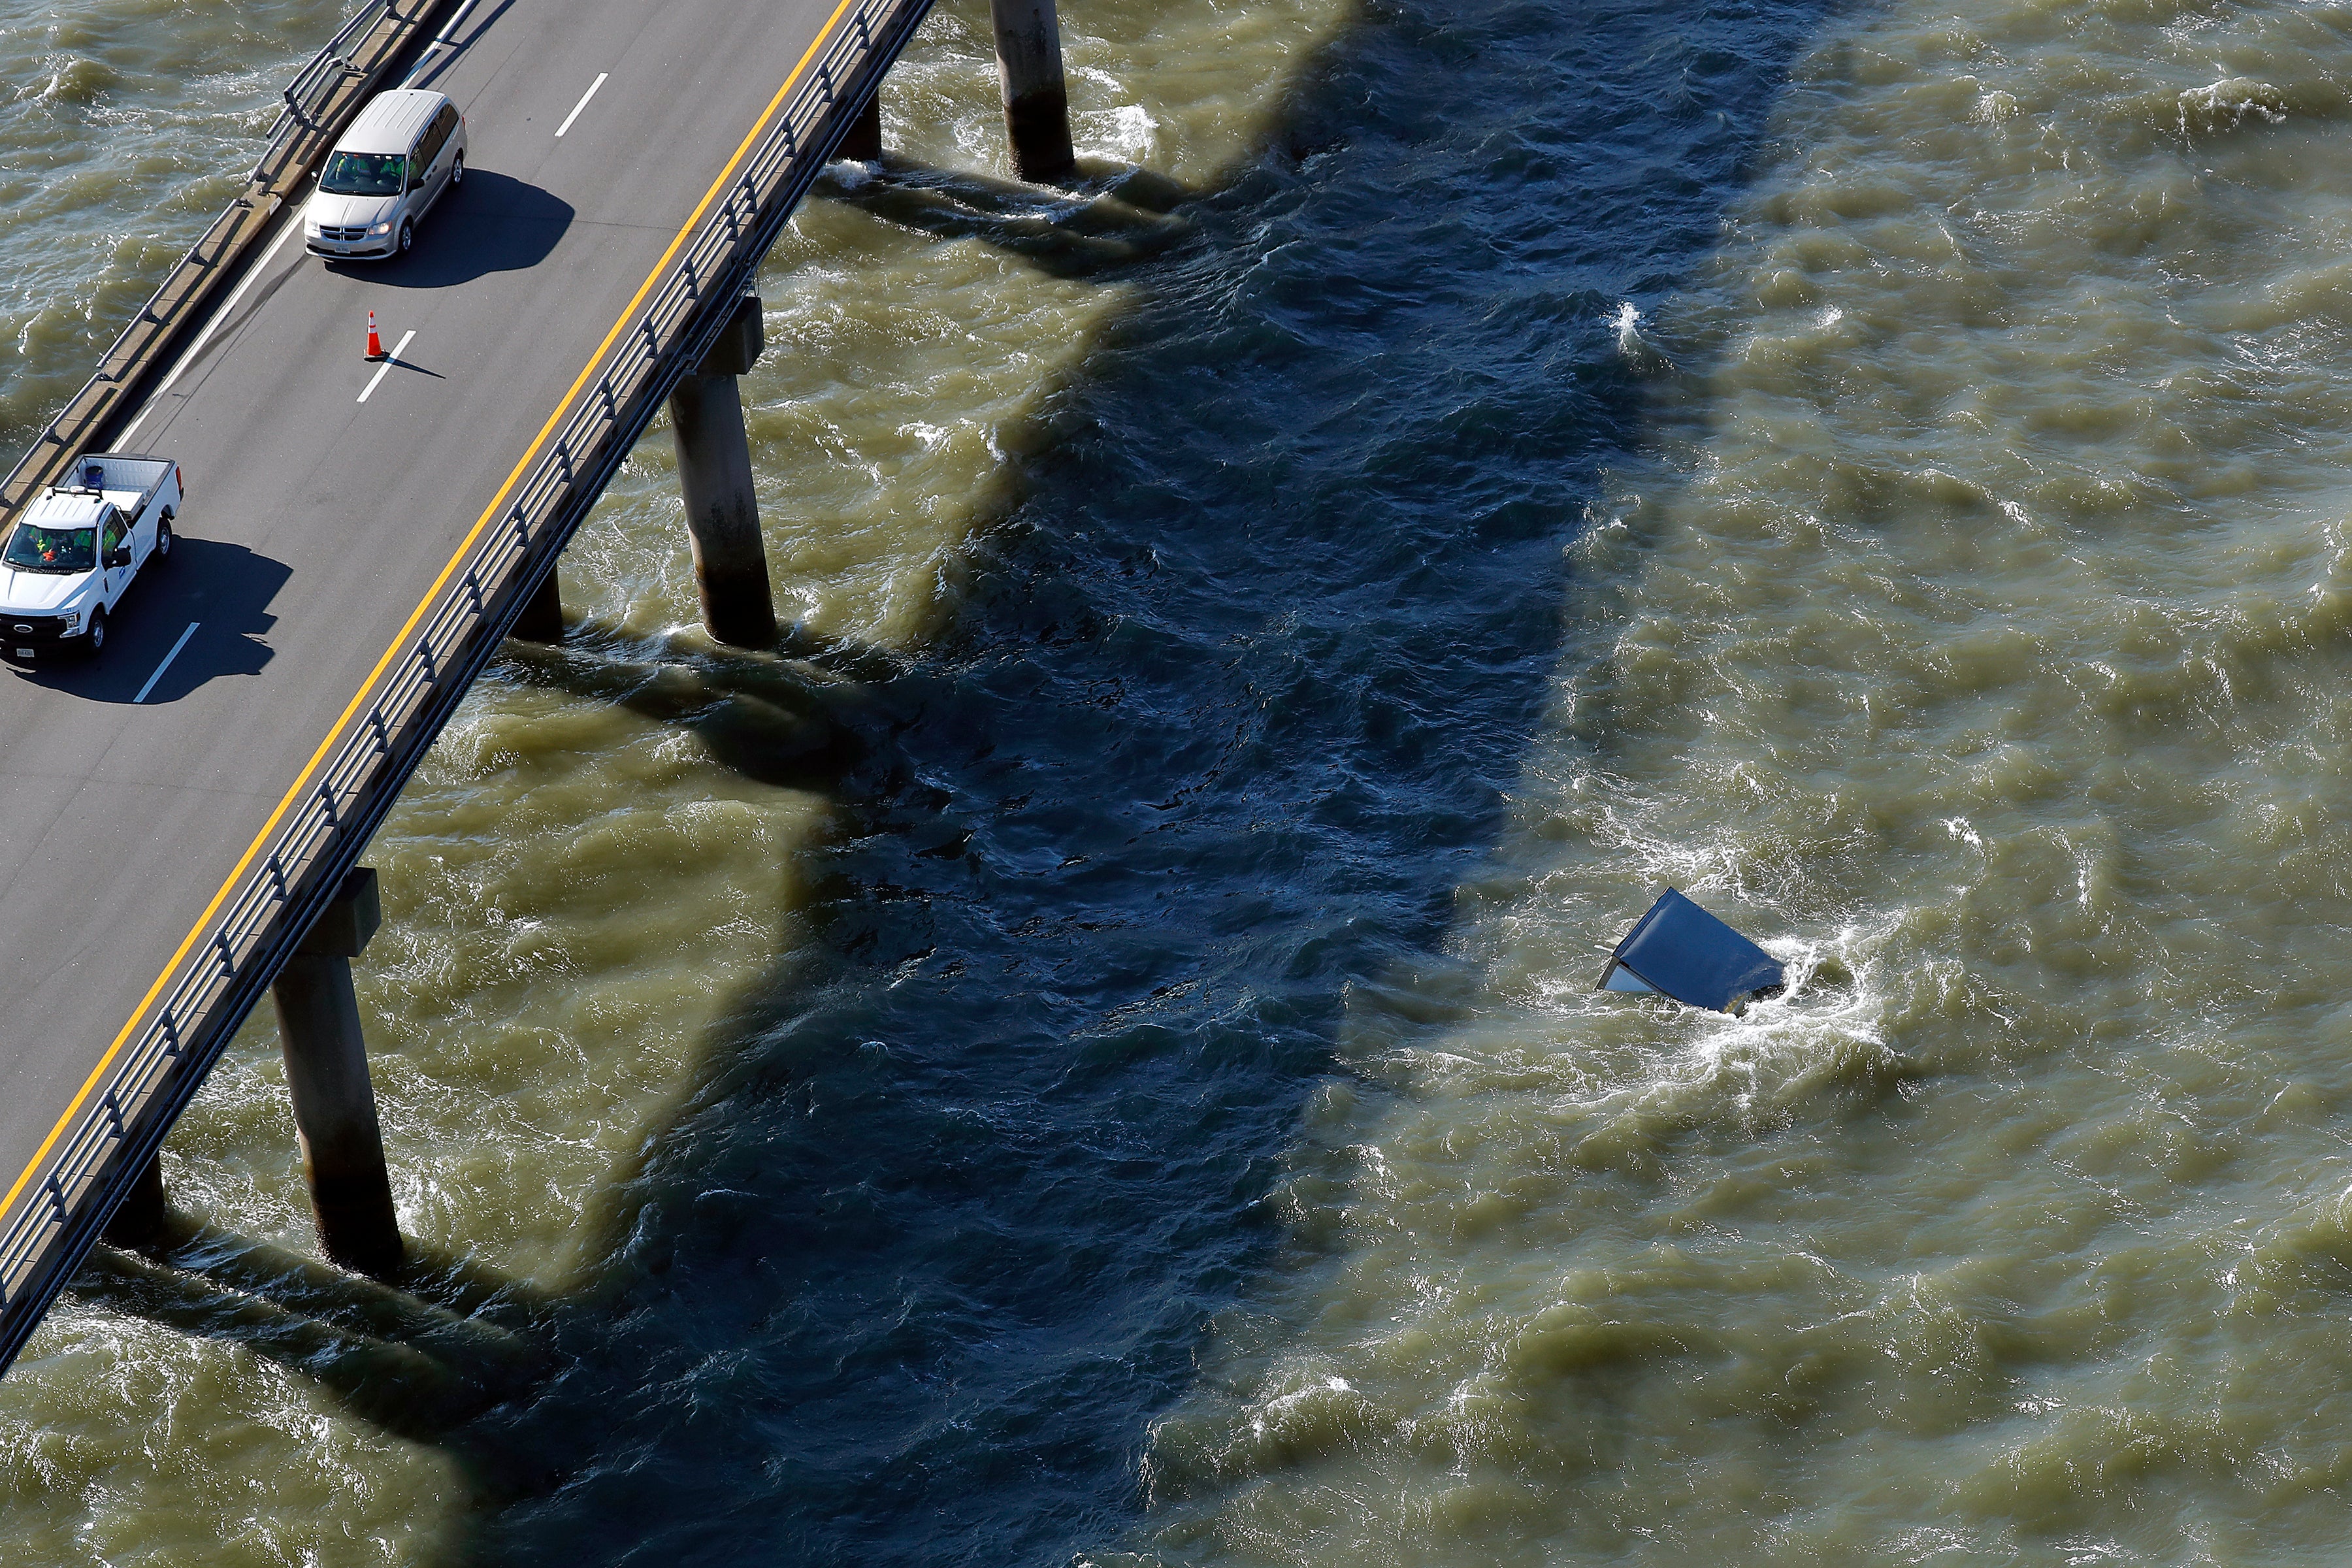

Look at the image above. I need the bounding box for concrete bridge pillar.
[511,567,564,643]
[838,90,883,162]
[670,294,777,648]
[990,0,1075,183]
[271,866,402,1280]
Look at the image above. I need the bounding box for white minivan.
[302,88,467,261]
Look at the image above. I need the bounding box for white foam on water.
[1609,299,1644,356]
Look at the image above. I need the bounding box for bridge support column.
[670,295,777,649]
[512,566,564,643]
[103,1151,168,1250]
[990,0,1075,183]
[272,867,402,1280]
[838,89,883,162]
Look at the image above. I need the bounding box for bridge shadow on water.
[73,0,1833,1560]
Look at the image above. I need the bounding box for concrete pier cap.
[299,864,382,959]
[839,90,883,163]
[512,566,564,643]
[102,1151,169,1252]
[698,292,765,380]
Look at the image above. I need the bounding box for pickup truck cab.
[0,451,180,659]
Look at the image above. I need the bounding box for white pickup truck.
[0,451,180,659]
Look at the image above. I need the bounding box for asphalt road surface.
[0,0,851,1239]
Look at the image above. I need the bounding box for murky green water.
[8,0,2352,1560]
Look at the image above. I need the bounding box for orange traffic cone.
[365,310,386,361]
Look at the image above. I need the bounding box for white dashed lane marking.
[557,73,609,137]
[135,621,199,705]
[357,331,417,403]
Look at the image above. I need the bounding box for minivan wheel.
[84,608,105,658]
[398,218,414,253]
[451,152,463,187]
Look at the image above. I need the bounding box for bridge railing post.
[670,295,778,648]
[272,866,402,1279]
[989,0,1075,183]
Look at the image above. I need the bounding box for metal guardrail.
[265,2,402,149]
[0,0,454,528]
[0,0,933,1324]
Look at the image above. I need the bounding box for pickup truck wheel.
[154,519,172,561]
[83,608,105,658]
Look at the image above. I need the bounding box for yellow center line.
[0,0,865,1237]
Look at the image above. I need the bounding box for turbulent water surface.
[5,0,2352,1560]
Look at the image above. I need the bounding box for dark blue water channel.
[113,0,1832,1559]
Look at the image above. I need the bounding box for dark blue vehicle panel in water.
[1603,887,1785,1011]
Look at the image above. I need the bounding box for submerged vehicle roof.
[1597,887,1784,1013]
[333,89,449,156]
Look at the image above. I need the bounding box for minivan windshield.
[319,150,406,197]
[3,524,93,575]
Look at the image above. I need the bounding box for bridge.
[0,0,1081,1369]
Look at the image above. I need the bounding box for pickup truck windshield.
[319,151,405,196]
[3,524,95,575]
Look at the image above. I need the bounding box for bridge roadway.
[0,0,873,1337]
